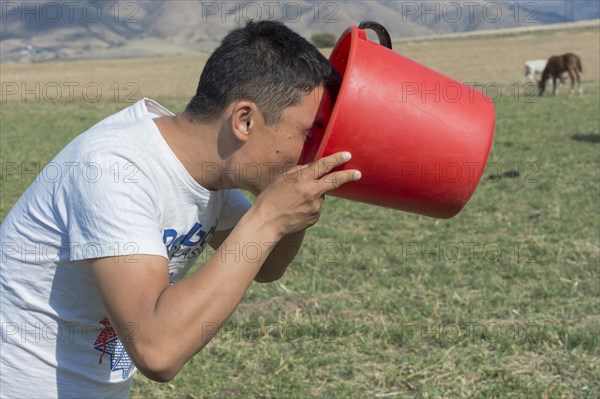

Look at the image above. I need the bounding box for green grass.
[1,85,599,398]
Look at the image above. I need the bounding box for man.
[0,20,361,397]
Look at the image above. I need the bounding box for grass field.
[1,27,599,398]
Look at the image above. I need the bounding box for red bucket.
[300,22,495,218]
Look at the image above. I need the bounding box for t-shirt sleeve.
[57,151,167,262]
[216,189,251,231]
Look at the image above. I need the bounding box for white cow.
[524,59,547,82]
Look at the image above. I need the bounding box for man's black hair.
[185,20,340,125]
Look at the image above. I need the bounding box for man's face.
[247,86,333,192]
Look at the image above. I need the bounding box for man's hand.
[252,152,361,240]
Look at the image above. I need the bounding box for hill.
[1,0,599,62]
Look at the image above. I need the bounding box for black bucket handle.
[358,21,392,50]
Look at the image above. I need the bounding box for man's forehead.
[286,88,322,113]
[280,86,332,127]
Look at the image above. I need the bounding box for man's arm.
[89,153,359,382]
[210,229,305,283]
[90,206,280,383]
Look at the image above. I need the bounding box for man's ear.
[230,101,258,143]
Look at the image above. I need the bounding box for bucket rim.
[310,25,363,163]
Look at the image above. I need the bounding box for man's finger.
[309,152,352,179]
[318,169,362,194]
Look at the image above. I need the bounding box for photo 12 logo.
[397,81,539,105]
[1,2,140,24]
[1,161,140,184]
[0,82,139,104]
[400,1,539,24]
[399,320,542,344]
[398,161,539,185]
[398,241,538,264]
[200,1,339,24]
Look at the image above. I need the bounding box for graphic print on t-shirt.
[91,222,219,378]
[94,318,135,379]
[162,220,218,261]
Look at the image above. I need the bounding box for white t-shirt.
[0,98,251,398]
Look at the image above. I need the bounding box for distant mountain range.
[1,0,599,62]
